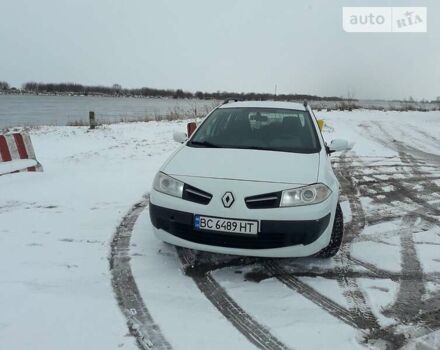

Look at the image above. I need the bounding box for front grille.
[149,204,331,249]
[245,191,281,209]
[182,184,212,205]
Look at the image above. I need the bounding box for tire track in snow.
[333,153,371,319]
[335,152,367,245]
[263,260,406,348]
[346,253,440,284]
[381,135,440,334]
[346,255,393,280]
[396,124,440,152]
[365,211,439,227]
[381,151,429,324]
[415,295,440,332]
[110,196,172,350]
[176,247,291,350]
[340,148,426,328]
[359,122,440,334]
[263,260,363,329]
[386,213,426,323]
[360,121,440,165]
[332,152,406,348]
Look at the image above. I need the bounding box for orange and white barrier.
[0,132,43,175]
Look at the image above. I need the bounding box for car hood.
[163,146,320,184]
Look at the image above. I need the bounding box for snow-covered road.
[1,111,439,349]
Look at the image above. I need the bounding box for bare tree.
[0,81,10,90]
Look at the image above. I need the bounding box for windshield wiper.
[224,145,273,151]
[225,145,290,152]
[189,140,222,148]
[240,146,269,151]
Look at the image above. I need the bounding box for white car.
[149,100,352,258]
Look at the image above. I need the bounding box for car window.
[188,107,320,153]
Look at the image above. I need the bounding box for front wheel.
[315,203,343,258]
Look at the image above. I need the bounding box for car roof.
[218,100,307,111]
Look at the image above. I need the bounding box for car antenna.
[303,100,308,108]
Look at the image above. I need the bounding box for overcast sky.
[0,0,439,100]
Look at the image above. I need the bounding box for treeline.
[16,81,346,101]
[193,91,345,102]
[21,82,193,98]
[0,81,9,90]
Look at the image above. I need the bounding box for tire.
[315,202,343,258]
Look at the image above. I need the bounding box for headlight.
[280,183,332,207]
[153,172,184,198]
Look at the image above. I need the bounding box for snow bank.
[0,159,37,175]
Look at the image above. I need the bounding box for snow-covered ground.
[1,110,439,349]
[0,121,182,349]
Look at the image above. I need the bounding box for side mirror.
[173,131,187,143]
[187,122,197,137]
[328,139,353,153]
[317,119,325,131]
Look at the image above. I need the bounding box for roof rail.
[222,98,242,105]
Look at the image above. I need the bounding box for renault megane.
[149,100,352,258]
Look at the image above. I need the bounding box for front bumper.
[150,203,331,250]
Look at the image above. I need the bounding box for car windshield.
[188,107,320,153]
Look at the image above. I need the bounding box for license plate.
[194,215,258,235]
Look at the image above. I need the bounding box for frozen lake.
[1,94,438,128]
[0,95,218,128]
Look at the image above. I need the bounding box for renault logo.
[222,192,235,208]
